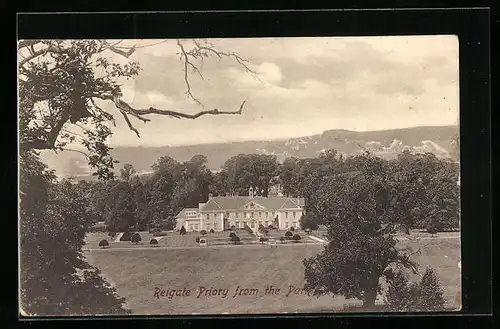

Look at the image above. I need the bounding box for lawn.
[84,235,460,315]
[85,230,318,249]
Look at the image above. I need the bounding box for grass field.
[84,233,460,315]
[84,230,319,249]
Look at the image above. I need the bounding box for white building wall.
[197,208,303,232]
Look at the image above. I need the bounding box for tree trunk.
[362,290,377,310]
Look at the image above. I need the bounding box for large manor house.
[175,186,305,232]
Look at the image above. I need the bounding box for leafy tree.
[285,231,293,238]
[129,175,150,231]
[103,181,137,232]
[415,268,446,311]
[386,268,446,312]
[292,234,301,242]
[221,154,280,197]
[147,158,177,228]
[18,39,255,316]
[19,152,129,315]
[179,226,187,235]
[200,230,207,236]
[98,239,109,249]
[150,239,158,247]
[300,211,320,230]
[390,152,459,231]
[19,40,251,179]
[386,270,414,311]
[169,156,212,219]
[209,229,215,233]
[290,226,295,232]
[303,165,419,309]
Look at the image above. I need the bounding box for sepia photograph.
[18,36,461,316]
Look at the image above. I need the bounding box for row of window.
[190,220,298,231]
[203,211,299,220]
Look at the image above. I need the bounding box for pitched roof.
[201,196,303,212]
[175,208,199,218]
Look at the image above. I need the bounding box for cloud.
[92,36,459,147]
[257,62,282,83]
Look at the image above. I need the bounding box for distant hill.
[39,125,459,180]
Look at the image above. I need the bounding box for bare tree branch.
[177,40,204,107]
[99,40,136,58]
[18,44,71,67]
[120,111,140,138]
[56,148,90,159]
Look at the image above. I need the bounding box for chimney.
[208,193,213,200]
[249,186,254,198]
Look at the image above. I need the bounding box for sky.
[92,36,459,147]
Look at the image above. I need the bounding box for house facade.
[175,187,305,232]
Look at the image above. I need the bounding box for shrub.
[196,237,200,243]
[285,231,293,238]
[304,228,312,234]
[179,226,187,235]
[290,227,295,232]
[130,233,142,243]
[230,225,236,230]
[229,232,237,238]
[119,231,132,241]
[150,239,158,247]
[131,233,141,244]
[209,229,215,233]
[263,229,269,235]
[153,231,168,237]
[200,230,207,235]
[292,234,301,242]
[231,236,241,245]
[279,236,285,243]
[259,237,269,243]
[268,225,274,230]
[98,239,109,248]
[108,231,116,238]
[426,223,439,236]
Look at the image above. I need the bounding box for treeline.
[74,153,281,233]
[67,149,459,234]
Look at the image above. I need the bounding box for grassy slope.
[85,236,460,315]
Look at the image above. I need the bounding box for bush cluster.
[386,268,446,312]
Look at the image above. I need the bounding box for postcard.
[18,36,461,316]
